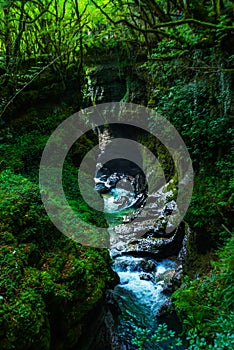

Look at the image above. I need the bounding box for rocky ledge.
[109,180,188,261]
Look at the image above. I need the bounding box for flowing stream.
[103,187,179,349]
[112,256,177,348]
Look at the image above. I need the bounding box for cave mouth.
[97,158,146,178]
[95,158,147,219]
[95,158,147,196]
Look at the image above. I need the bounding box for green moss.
[0,171,118,349]
[138,133,175,183]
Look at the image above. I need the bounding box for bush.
[173,234,234,348]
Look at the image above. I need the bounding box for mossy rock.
[0,171,118,349]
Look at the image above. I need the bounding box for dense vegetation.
[0,0,233,349]
[0,98,116,348]
[0,170,117,349]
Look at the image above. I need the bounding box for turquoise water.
[102,187,138,226]
[111,256,178,349]
[103,188,136,213]
[104,186,182,349]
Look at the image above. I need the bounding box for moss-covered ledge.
[0,171,119,350]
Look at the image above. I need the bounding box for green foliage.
[0,109,107,229]
[0,170,117,349]
[0,110,70,175]
[185,153,233,242]
[173,235,234,348]
[0,1,233,349]
[132,323,183,349]
[0,240,116,349]
[144,60,233,165]
[185,313,234,349]
[134,12,234,346]
[69,199,107,228]
[143,36,234,241]
[0,170,60,249]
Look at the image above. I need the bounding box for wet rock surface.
[95,171,146,200]
[93,126,189,349]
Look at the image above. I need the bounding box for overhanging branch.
[89,0,234,33]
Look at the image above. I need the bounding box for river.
[102,186,180,349]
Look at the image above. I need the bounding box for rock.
[157,299,173,318]
[98,174,109,182]
[95,182,110,194]
[162,200,177,216]
[162,282,174,295]
[139,272,154,281]
[115,196,130,209]
[110,241,128,258]
[157,304,183,335]
[178,225,190,262]
[138,259,157,272]
[109,223,185,260]
[162,264,183,295]
[172,264,183,287]
[106,291,121,316]
[122,215,132,223]
[106,173,120,187]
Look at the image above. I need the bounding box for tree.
[0,0,89,118]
